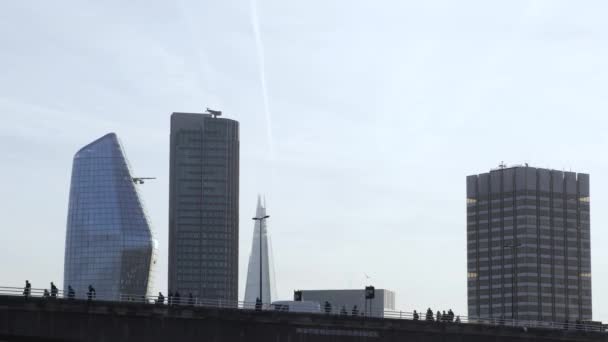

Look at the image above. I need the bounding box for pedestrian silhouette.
[455,316,461,323]
[442,310,447,322]
[188,293,194,306]
[174,291,181,305]
[255,297,262,311]
[168,291,173,305]
[436,311,442,322]
[50,282,58,298]
[43,289,50,298]
[324,301,332,314]
[448,309,454,322]
[340,305,347,315]
[425,308,434,321]
[413,310,419,321]
[87,285,96,301]
[23,280,31,298]
[67,285,75,299]
[157,292,165,305]
[352,305,359,316]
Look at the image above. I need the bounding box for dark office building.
[467,165,591,323]
[169,112,239,302]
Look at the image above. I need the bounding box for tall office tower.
[169,112,239,301]
[63,133,157,300]
[467,164,591,323]
[244,196,277,306]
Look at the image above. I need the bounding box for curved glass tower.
[63,133,156,300]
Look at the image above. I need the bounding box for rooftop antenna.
[132,177,156,185]
[206,107,222,118]
[499,161,507,169]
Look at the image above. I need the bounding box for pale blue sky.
[1,0,608,321]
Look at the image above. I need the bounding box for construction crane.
[132,177,156,185]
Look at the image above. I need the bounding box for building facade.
[299,289,396,317]
[467,165,591,322]
[63,133,156,300]
[168,112,239,302]
[244,196,276,306]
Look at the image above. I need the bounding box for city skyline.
[3,1,608,323]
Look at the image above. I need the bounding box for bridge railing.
[1,286,604,333]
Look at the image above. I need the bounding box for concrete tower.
[168,112,239,302]
[467,164,591,322]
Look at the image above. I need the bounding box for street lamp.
[252,215,270,306]
[504,242,522,322]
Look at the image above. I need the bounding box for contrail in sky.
[250,0,275,159]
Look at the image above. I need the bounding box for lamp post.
[504,242,522,322]
[252,215,270,306]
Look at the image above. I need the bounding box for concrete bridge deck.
[0,295,606,342]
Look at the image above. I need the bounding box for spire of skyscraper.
[244,195,276,306]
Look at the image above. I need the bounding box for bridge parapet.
[0,294,606,342]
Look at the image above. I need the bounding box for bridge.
[0,289,606,341]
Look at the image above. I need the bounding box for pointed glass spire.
[244,195,276,306]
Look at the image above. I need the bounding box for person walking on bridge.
[448,309,455,322]
[156,292,165,305]
[87,285,96,301]
[187,293,194,306]
[50,282,58,298]
[23,280,31,298]
[67,285,75,299]
[324,301,332,314]
[425,308,434,321]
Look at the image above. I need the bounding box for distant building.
[244,196,276,306]
[298,289,396,317]
[63,133,157,300]
[467,164,592,322]
[168,112,239,302]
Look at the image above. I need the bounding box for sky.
[1,0,608,321]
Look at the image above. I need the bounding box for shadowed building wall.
[168,112,239,301]
[467,165,591,322]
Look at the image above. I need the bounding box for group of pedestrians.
[322,302,362,317]
[413,308,459,323]
[156,291,195,306]
[22,280,95,301]
[42,282,59,298]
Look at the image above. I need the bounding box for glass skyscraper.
[244,195,276,306]
[63,133,156,300]
[168,112,239,302]
[467,165,591,322]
